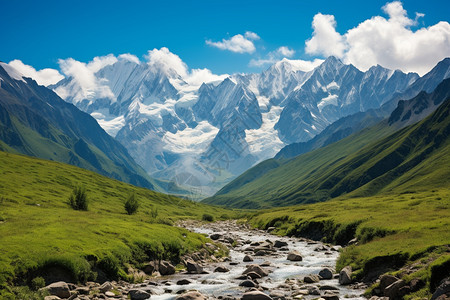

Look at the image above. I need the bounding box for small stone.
[240,280,257,287]
[42,281,71,299]
[214,266,230,273]
[177,279,192,285]
[105,291,115,297]
[244,255,254,262]
[241,290,273,300]
[287,251,303,261]
[128,288,151,300]
[243,265,268,277]
[303,274,320,283]
[175,290,207,300]
[274,241,288,248]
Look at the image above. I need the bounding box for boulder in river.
[319,267,334,280]
[303,274,320,283]
[214,266,230,273]
[177,279,192,285]
[244,255,254,262]
[274,240,288,248]
[240,280,257,287]
[99,281,114,293]
[322,291,340,300]
[210,233,222,240]
[243,264,268,277]
[176,290,207,300]
[128,288,151,300]
[287,251,303,261]
[339,266,352,285]
[241,290,273,300]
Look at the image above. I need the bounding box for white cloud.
[305,13,346,58]
[206,32,258,54]
[305,1,450,75]
[56,56,116,102]
[277,46,295,57]
[185,68,229,86]
[118,53,140,64]
[249,46,296,67]
[6,60,64,86]
[283,58,325,72]
[245,31,260,40]
[145,47,188,77]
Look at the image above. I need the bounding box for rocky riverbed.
[42,220,366,300]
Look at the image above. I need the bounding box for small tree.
[69,186,88,211]
[125,193,139,215]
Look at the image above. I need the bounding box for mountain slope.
[205,79,450,208]
[0,63,159,191]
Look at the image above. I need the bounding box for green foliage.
[124,193,139,215]
[30,277,45,291]
[11,286,49,300]
[69,186,88,211]
[150,206,158,218]
[202,213,214,222]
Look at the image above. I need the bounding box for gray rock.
[143,262,156,274]
[274,241,288,248]
[431,278,450,300]
[339,266,352,285]
[287,251,302,261]
[269,291,286,300]
[129,288,151,300]
[159,261,176,275]
[75,286,90,295]
[243,264,268,277]
[379,274,399,293]
[175,290,207,300]
[105,291,116,297]
[255,250,268,256]
[215,266,230,273]
[304,274,320,283]
[319,268,334,280]
[260,261,271,267]
[186,259,204,274]
[322,291,339,300]
[319,285,340,291]
[99,281,114,293]
[42,281,71,299]
[303,285,320,295]
[241,290,273,300]
[210,233,222,240]
[240,280,257,287]
[44,297,61,300]
[177,279,192,285]
[244,255,254,262]
[384,279,407,299]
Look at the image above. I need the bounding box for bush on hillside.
[125,193,139,215]
[202,214,214,222]
[69,186,88,211]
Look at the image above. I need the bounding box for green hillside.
[0,151,232,296]
[205,95,450,209]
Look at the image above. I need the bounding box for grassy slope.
[205,122,396,208]
[0,151,232,290]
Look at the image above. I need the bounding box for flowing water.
[143,221,365,299]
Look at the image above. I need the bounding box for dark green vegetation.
[0,150,232,297]
[124,193,139,215]
[205,80,450,209]
[0,65,161,191]
[69,186,89,211]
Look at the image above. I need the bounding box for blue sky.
[1,0,449,77]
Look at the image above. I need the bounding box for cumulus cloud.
[185,68,229,86]
[56,55,116,102]
[206,32,259,54]
[305,1,450,75]
[305,13,346,58]
[249,46,296,67]
[145,47,189,77]
[118,53,140,64]
[6,60,64,86]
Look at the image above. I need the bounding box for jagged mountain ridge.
[53,55,449,196]
[0,62,160,191]
[204,78,450,208]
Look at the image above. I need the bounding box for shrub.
[31,277,45,291]
[202,214,214,222]
[124,193,139,215]
[69,186,88,211]
[150,206,158,218]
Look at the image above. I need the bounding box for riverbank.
[35,220,366,300]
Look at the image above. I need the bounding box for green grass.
[0,150,234,295]
[247,189,450,297]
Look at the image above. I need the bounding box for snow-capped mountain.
[53,54,448,196]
